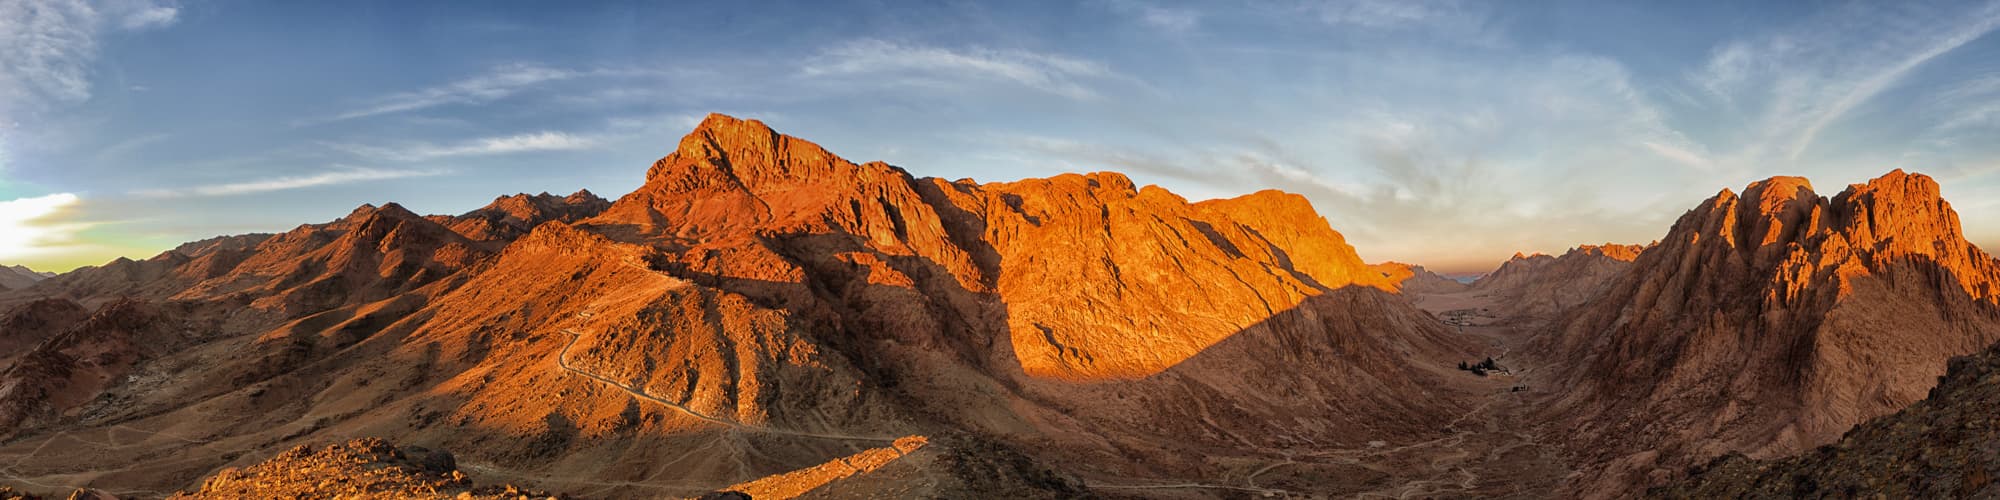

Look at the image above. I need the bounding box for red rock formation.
[1541,170,2000,495]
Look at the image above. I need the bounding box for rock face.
[1652,340,2000,498]
[1540,171,2000,494]
[1472,244,1644,321]
[0,114,1476,498]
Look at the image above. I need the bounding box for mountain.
[0,114,1479,498]
[0,265,53,291]
[1471,244,1644,321]
[1536,171,2000,495]
[1652,339,2000,498]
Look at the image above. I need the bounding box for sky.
[4,1,2000,274]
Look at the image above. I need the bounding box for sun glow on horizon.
[0,193,87,265]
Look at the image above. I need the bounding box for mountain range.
[2,115,1998,499]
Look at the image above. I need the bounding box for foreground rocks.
[169,438,562,499]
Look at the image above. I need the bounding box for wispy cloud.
[0,0,178,114]
[103,0,178,29]
[0,0,98,112]
[1314,0,1454,28]
[1296,0,1499,45]
[1644,141,1715,170]
[1786,10,2000,160]
[328,131,600,161]
[133,166,444,198]
[1690,2,2000,163]
[0,0,178,172]
[802,39,1119,100]
[312,63,580,124]
[1101,0,1199,33]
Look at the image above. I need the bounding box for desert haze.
[8,1,2000,499]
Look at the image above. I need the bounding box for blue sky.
[4,0,2000,273]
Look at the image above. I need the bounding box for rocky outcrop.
[1541,171,2000,495]
[1652,339,2000,498]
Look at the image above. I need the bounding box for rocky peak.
[601,113,943,247]
[565,188,604,205]
[1665,170,1977,278]
[1830,169,1964,256]
[646,113,861,192]
[1543,169,2000,494]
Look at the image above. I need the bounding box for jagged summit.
[648,113,880,189]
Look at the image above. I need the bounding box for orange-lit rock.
[1540,170,2000,495]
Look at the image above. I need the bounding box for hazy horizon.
[6,0,2000,274]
